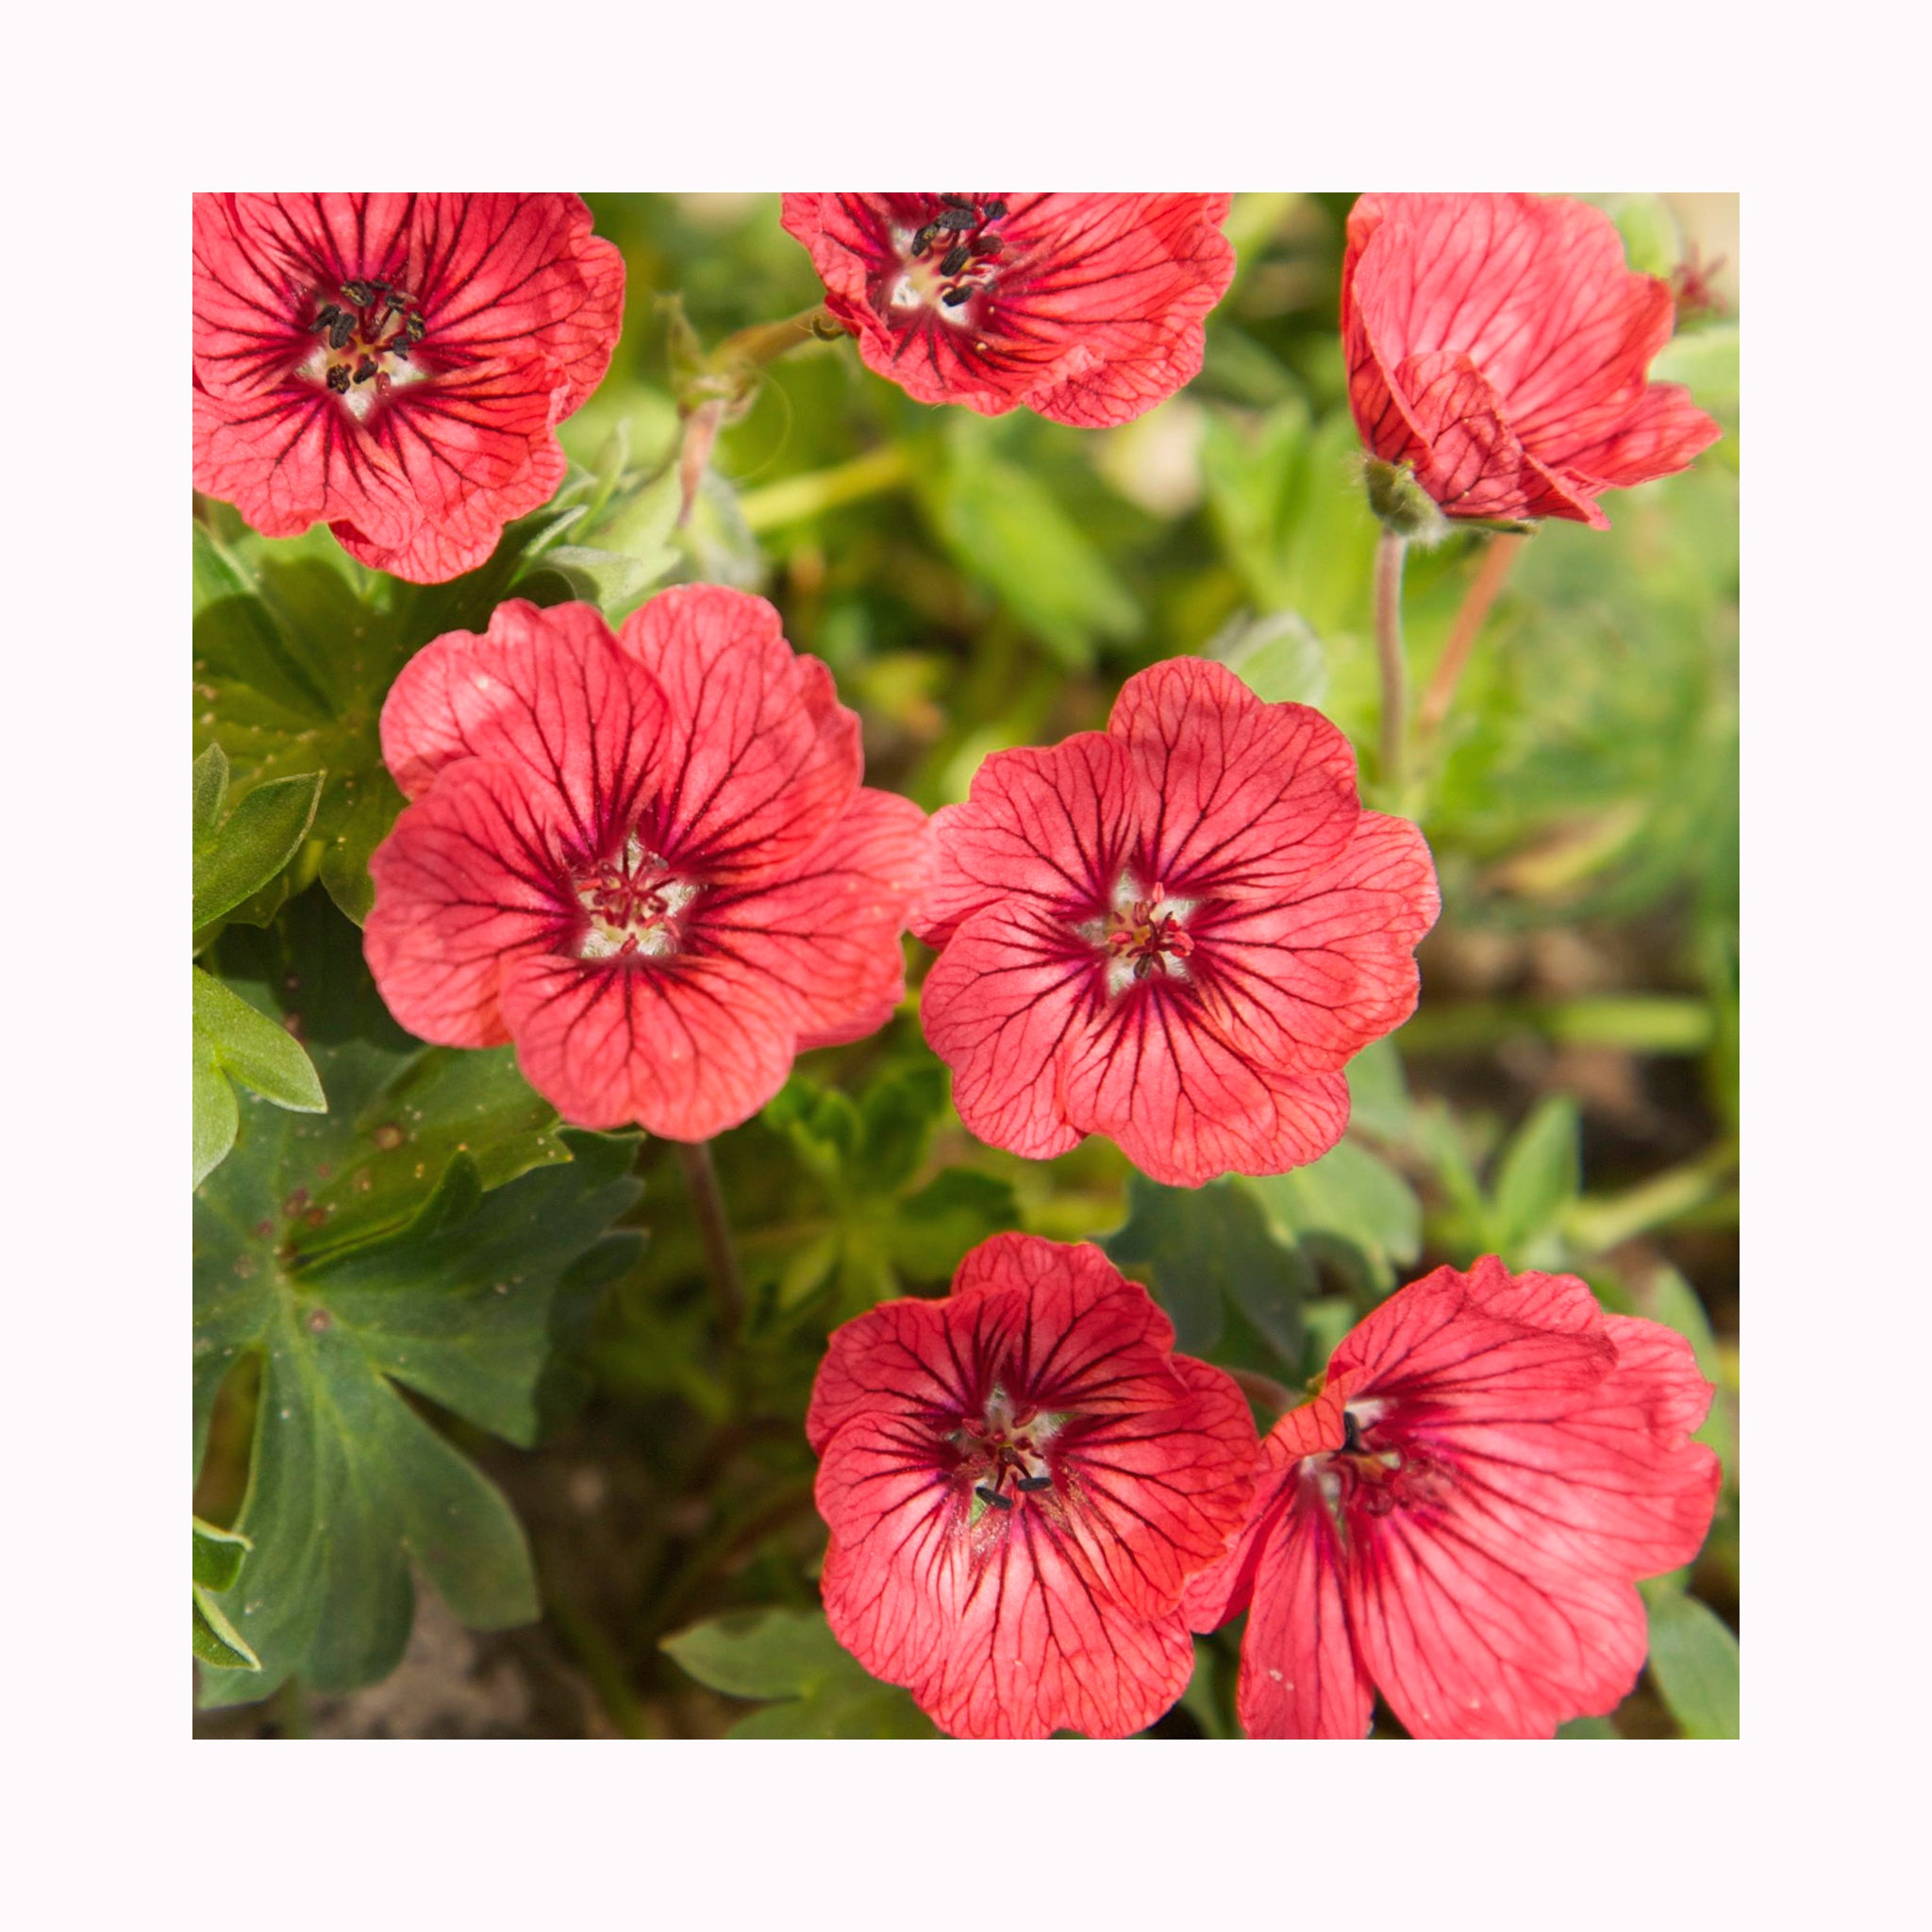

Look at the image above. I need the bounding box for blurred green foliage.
[193,193,1738,1740]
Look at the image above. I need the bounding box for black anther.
[941,286,973,308]
[403,312,426,341]
[940,244,970,276]
[935,207,975,232]
[941,193,974,208]
[328,312,356,350]
[975,1485,1013,1510]
[341,279,375,307]
[352,357,377,384]
[1342,1411,1363,1455]
[325,364,351,394]
[982,200,1008,221]
[310,303,343,333]
[1015,1475,1052,1492]
[972,235,1004,258]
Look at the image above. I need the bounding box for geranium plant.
[192,191,1738,1741]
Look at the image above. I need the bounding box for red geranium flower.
[780,194,1234,428]
[915,658,1439,1187]
[1342,192,1722,528]
[193,193,623,582]
[1184,1257,1722,1739]
[808,1233,1257,1739]
[363,588,927,1137]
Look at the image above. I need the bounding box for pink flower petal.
[914,733,1141,947]
[497,949,799,1137]
[363,755,575,1048]
[918,901,1101,1165]
[378,599,669,828]
[1108,658,1361,896]
[697,786,929,1052]
[1061,983,1352,1186]
[1193,809,1441,1076]
[617,587,861,886]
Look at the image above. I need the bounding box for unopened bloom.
[1343,192,1721,529]
[364,589,926,1137]
[916,658,1439,1187]
[1185,1257,1722,1739]
[780,194,1234,428]
[808,1233,1257,1739]
[193,193,624,582]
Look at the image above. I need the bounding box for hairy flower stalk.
[1374,528,1408,798]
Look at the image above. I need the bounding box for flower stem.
[1420,536,1521,742]
[676,1140,744,1342]
[1374,528,1408,797]
[1227,1367,1300,1420]
[709,303,846,374]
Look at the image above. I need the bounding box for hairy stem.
[677,1141,744,1342]
[1420,536,1521,741]
[710,303,845,372]
[1374,528,1409,796]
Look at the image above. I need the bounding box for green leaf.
[1641,1581,1740,1739]
[192,742,230,837]
[1250,1139,1423,1292]
[662,1607,941,1739]
[193,891,642,1707]
[193,963,325,1186]
[1489,1095,1581,1253]
[882,1169,1020,1282]
[1215,608,1329,708]
[193,1517,251,1592]
[1104,1174,1310,1361]
[661,1606,849,1699]
[855,1061,949,1195]
[192,768,325,930]
[192,1519,260,1671]
[193,1591,262,1672]
[931,426,1141,669]
[1342,1038,1412,1143]
[1202,400,1377,637]
[193,967,325,1111]
[1556,1715,1618,1740]
[192,497,581,925]
[192,1023,241,1189]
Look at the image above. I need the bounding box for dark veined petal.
[496,948,799,1138]
[918,900,1102,1165]
[1054,1356,1257,1621]
[1108,658,1361,898]
[1060,980,1352,1187]
[1191,808,1440,1077]
[617,587,862,886]
[819,1471,1197,1740]
[363,755,576,1049]
[699,787,929,1053]
[378,600,670,844]
[913,734,1141,947]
